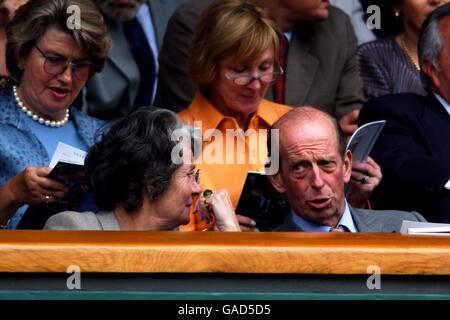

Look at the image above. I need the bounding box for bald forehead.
[276,108,340,153]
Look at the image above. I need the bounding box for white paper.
[346,120,386,163]
[445,178,450,190]
[49,142,86,168]
[408,226,450,233]
[401,220,450,235]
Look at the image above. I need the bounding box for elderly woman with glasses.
[177,0,291,231]
[44,109,240,231]
[0,0,111,229]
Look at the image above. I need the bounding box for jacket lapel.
[350,206,383,232]
[284,27,319,107]
[420,94,450,165]
[105,18,140,107]
[265,27,319,106]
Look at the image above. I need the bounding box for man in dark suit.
[78,0,185,119]
[267,107,425,232]
[155,0,364,136]
[358,4,450,223]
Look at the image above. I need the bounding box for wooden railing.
[1,231,449,275]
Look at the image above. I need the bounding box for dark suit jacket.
[277,205,426,232]
[358,93,450,222]
[80,0,185,119]
[154,1,364,119]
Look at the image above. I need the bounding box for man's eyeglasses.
[33,44,99,81]
[225,68,284,86]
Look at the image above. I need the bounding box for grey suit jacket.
[155,1,364,118]
[44,211,120,230]
[81,0,186,119]
[276,206,426,232]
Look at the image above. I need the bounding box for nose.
[191,182,202,195]
[56,64,74,83]
[246,77,262,91]
[310,165,325,190]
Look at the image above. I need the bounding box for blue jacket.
[0,86,104,227]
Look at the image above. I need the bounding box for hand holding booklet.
[346,120,386,163]
[48,142,86,185]
[236,121,387,230]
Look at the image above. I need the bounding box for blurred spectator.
[0,0,28,89]
[330,0,376,44]
[358,3,450,222]
[78,0,185,120]
[358,0,447,99]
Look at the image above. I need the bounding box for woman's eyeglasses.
[225,68,284,86]
[33,44,99,81]
[189,169,201,185]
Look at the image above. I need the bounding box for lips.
[48,87,70,99]
[306,197,332,210]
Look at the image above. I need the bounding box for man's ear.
[343,149,352,184]
[268,172,286,194]
[422,60,440,89]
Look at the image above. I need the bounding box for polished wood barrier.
[0,231,449,275]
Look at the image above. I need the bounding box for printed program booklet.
[48,142,86,184]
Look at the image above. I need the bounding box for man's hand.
[339,109,360,138]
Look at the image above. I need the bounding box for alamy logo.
[171,121,280,175]
[66,265,81,290]
[366,265,381,290]
[366,5,381,30]
[67,5,81,30]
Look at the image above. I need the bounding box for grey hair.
[418,3,450,91]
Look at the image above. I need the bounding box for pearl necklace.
[13,86,69,128]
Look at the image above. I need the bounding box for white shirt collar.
[433,93,450,117]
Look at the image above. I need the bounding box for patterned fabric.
[357,36,426,100]
[0,85,105,227]
[0,75,13,90]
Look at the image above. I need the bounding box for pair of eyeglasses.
[189,169,201,185]
[225,68,284,86]
[33,44,99,81]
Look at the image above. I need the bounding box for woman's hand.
[347,157,382,208]
[8,166,68,206]
[197,189,241,231]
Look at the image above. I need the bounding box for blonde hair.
[188,0,282,91]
